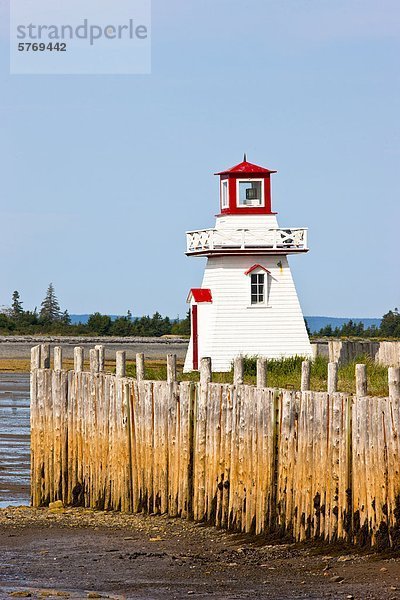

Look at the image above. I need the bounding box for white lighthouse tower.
[184,156,312,372]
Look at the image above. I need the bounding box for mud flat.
[1,507,400,599]
[0,336,188,360]
[0,373,30,508]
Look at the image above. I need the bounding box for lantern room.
[216,155,277,216]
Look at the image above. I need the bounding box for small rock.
[346,595,354,599]
[49,501,63,510]
[391,586,398,591]
[331,575,344,583]
[87,594,103,599]
[39,592,70,598]
[10,593,32,598]
[187,592,194,596]
[149,536,162,542]
[380,567,388,572]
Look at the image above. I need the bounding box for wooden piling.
[327,362,338,393]
[40,343,50,369]
[116,351,126,378]
[54,346,62,371]
[301,360,311,391]
[389,367,400,400]
[90,348,100,374]
[95,345,105,372]
[136,353,145,381]
[256,357,267,388]
[74,347,84,372]
[194,358,211,521]
[31,345,41,371]
[30,346,400,549]
[356,364,367,396]
[167,354,177,383]
[233,356,244,386]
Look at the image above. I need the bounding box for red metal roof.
[215,160,277,176]
[187,288,213,303]
[244,264,271,276]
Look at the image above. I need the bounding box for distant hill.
[70,314,382,334]
[305,316,381,334]
[69,314,121,325]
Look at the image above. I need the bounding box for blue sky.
[0,0,399,318]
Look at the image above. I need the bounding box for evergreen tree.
[87,312,112,335]
[380,308,400,337]
[11,291,24,318]
[40,283,62,323]
[61,310,71,325]
[171,311,191,337]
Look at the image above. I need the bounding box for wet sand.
[0,373,30,508]
[1,507,400,599]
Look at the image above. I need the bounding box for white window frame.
[236,178,264,208]
[221,179,229,209]
[250,272,265,305]
[246,267,271,308]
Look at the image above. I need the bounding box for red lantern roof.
[215,159,277,176]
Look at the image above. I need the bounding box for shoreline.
[0,336,189,366]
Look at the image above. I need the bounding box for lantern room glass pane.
[238,180,263,206]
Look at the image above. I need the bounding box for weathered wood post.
[116,351,126,378]
[90,348,100,373]
[40,343,50,369]
[195,357,212,521]
[54,346,62,371]
[167,354,177,383]
[233,356,244,386]
[136,353,145,381]
[355,363,367,396]
[301,359,311,391]
[200,357,212,386]
[389,367,400,400]
[74,347,84,372]
[256,357,267,388]
[95,344,105,372]
[327,362,338,393]
[31,345,41,370]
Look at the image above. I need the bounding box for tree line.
[1,285,399,338]
[310,309,400,338]
[0,284,190,337]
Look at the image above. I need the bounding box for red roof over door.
[187,288,213,303]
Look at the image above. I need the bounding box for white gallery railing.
[186,227,308,253]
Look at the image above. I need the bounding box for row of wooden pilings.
[30,344,400,549]
[31,343,400,397]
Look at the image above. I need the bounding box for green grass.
[125,354,389,397]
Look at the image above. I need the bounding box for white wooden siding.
[184,253,312,372]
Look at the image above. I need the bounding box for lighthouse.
[184,156,312,372]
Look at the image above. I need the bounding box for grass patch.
[2,354,388,397]
[125,354,389,396]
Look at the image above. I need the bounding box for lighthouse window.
[238,180,263,207]
[251,273,265,304]
[221,180,229,209]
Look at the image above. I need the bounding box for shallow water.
[0,373,30,508]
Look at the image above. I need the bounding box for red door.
[192,305,198,370]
